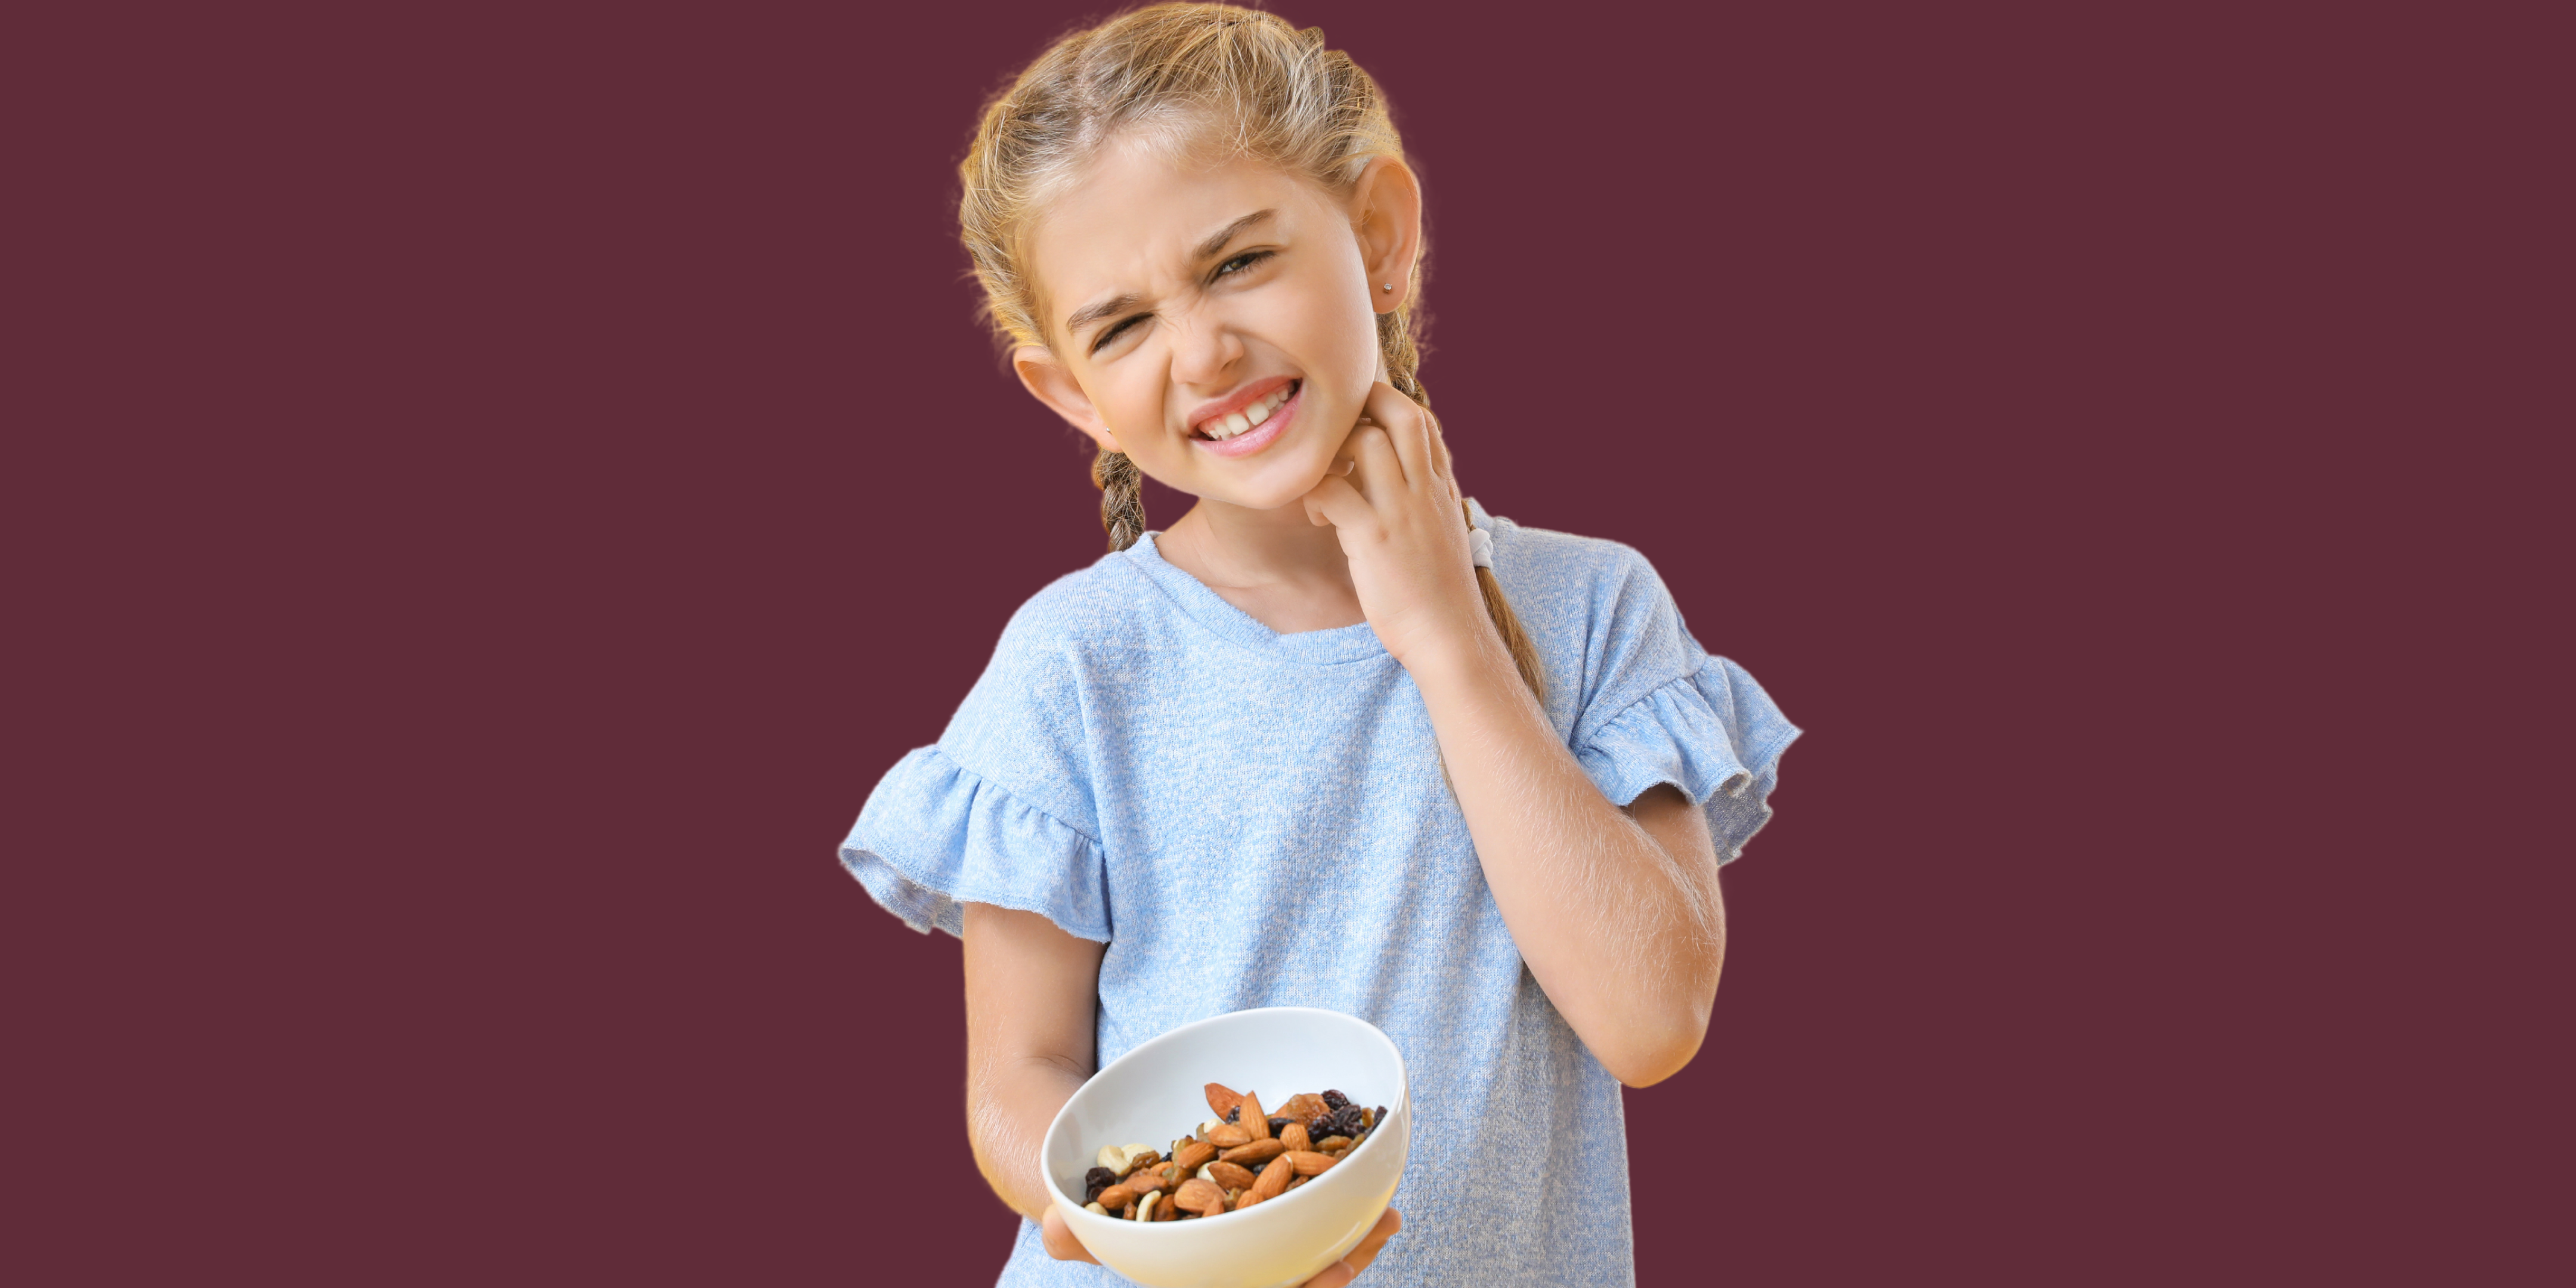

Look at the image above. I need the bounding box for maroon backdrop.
[15,2,2559,1284]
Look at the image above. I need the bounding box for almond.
[1174,1178,1228,1218]
[1248,1154,1293,1202]
[1171,1140,1216,1173]
[1219,1138,1286,1165]
[1205,1123,1252,1148]
[1240,1091,1270,1140]
[1204,1083,1243,1119]
[1286,1150,1337,1176]
[1096,1183,1137,1211]
[1280,1122,1311,1153]
[1206,1160,1258,1191]
[1277,1093,1330,1123]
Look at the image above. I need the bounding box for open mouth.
[1193,379,1301,442]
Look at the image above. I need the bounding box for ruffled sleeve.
[839,745,1111,942]
[1572,656,1799,862]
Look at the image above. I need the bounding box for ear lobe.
[1351,158,1425,315]
[1013,346,1120,452]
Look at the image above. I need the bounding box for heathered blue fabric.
[839,501,1797,1287]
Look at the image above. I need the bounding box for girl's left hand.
[1301,381,1489,673]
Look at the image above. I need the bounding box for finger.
[1347,423,1408,509]
[1342,1208,1402,1272]
[1039,1207,1100,1264]
[1299,1207,1401,1287]
[1420,407,1458,493]
[1358,382,1429,488]
[1301,473,1379,536]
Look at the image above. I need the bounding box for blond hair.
[958,2,1543,699]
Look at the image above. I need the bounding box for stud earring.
[1382,283,1393,292]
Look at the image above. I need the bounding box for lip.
[1193,380,1302,459]
[1186,375,1300,435]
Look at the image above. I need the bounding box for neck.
[1156,494,1364,633]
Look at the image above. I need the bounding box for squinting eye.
[1091,315,1143,353]
[1216,250,1274,277]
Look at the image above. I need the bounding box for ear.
[1013,345,1120,453]
[1348,157,1425,315]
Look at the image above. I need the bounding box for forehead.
[1027,143,1333,333]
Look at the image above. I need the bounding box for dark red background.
[14,2,2560,1283]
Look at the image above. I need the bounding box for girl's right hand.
[1040,1205,1403,1286]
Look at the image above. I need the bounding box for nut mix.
[1079,1082,1389,1221]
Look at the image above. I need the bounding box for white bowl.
[1043,1007,1410,1288]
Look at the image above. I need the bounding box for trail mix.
[1080,1083,1388,1221]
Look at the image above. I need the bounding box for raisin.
[1083,1166,1116,1203]
[1267,1116,1294,1136]
[1321,1089,1351,1110]
[1225,1105,1240,1123]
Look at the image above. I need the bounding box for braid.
[1092,448,1147,552]
[1382,306,1546,704]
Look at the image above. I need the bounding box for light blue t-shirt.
[840,500,1797,1287]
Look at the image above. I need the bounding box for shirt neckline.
[1122,532,1394,667]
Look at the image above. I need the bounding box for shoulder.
[977,546,1182,679]
[1475,504,1705,729]
[1485,513,1666,617]
[1481,507,1688,654]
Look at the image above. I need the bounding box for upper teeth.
[1203,382,1296,440]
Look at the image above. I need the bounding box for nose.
[1164,302,1246,391]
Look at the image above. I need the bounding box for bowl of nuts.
[1042,1007,1410,1288]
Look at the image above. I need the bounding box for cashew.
[1097,1144,1130,1173]
[1135,1191,1160,1221]
[1084,1202,1107,1215]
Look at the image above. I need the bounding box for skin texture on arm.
[962,902,1104,1220]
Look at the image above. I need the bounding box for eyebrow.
[1061,209,1279,340]
[1191,208,1275,262]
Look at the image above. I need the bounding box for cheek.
[1283,270,1383,391]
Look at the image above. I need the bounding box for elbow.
[1601,1005,1711,1089]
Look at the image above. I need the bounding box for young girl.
[840,7,1797,1283]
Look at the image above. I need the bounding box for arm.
[962,902,1103,1220]
[1302,384,1727,1088]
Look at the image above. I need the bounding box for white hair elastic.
[1467,526,1495,570]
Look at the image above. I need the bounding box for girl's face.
[1014,140,1420,514]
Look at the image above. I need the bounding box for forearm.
[961,902,1106,1221]
[967,1054,1089,1219]
[1410,634,1726,1085]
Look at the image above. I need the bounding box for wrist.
[1400,619,1521,699]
